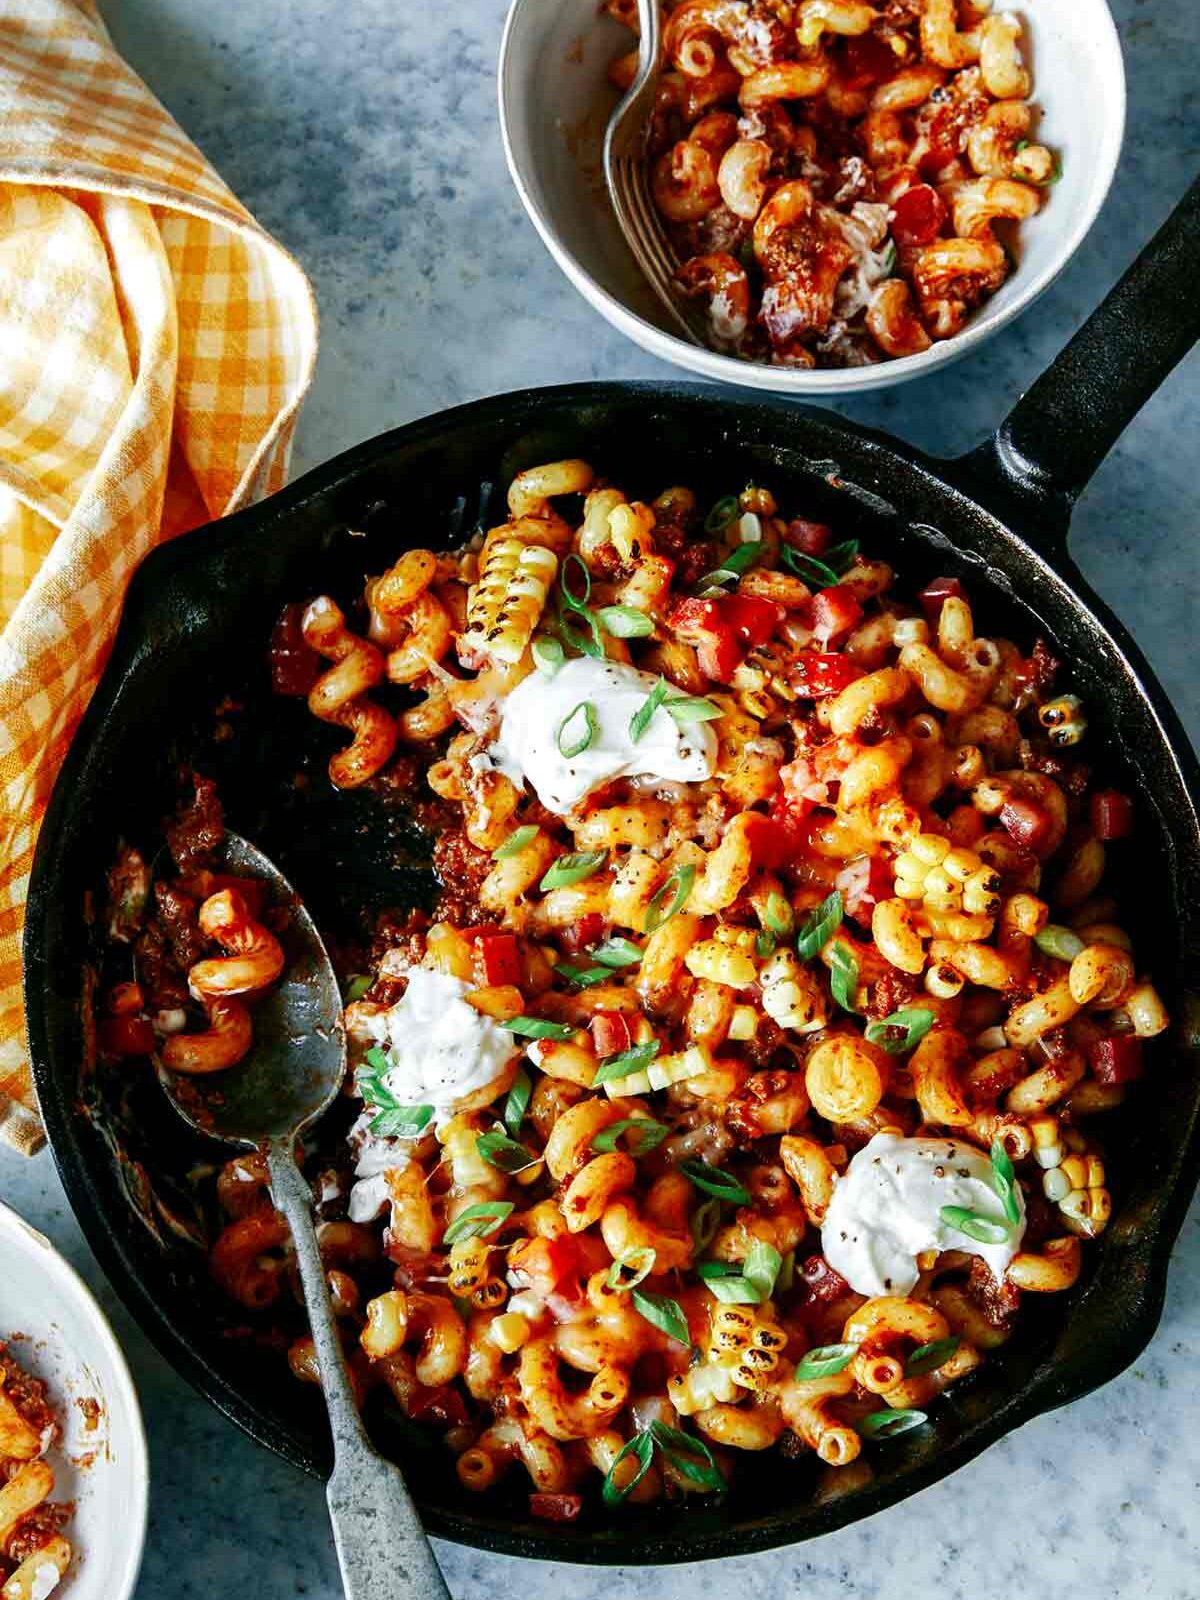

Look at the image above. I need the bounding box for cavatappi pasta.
[101,459,1166,1523]
[605,0,1058,368]
[0,1346,74,1599]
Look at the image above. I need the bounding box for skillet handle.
[955,176,1200,542]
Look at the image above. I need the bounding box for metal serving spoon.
[154,832,452,1600]
[602,0,704,346]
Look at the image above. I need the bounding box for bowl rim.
[23,380,1199,1564]
[497,0,1128,395]
[0,1200,150,1600]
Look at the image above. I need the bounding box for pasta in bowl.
[98,456,1168,1525]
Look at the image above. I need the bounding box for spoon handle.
[267,1141,453,1600]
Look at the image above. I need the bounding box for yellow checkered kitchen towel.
[0,0,318,1154]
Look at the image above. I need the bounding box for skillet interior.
[24,382,1200,1562]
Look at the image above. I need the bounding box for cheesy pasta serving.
[103,457,1166,1523]
[606,0,1058,367]
[0,1345,74,1599]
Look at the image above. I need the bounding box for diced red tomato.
[835,856,893,925]
[669,593,784,682]
[560,912,606,955]
[268,602,322,697]
[477,931,521,987]
[1000,796,1056,855]
[529,1493,583,1523]
[1088,1035,1145,1085]
[917,576,966,622]
[783,518,833,556]
[97,1016,156,1057]
[508,1235,581,1298]
[890,183,947,248]
[770,786,816,839]
[408,1385,469,1429]
[800,1254,850,1305]
[590,1010,633,1058]
[811,586,863,647]
[1090,789,1135,841]
[843,30,897,88]
[720,593,787,646]
[787,653,864,698]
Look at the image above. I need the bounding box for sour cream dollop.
[361,967,519,1124]
[489,656,718,815]
[821,1131,1025,1297]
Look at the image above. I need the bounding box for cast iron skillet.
[25,180,1200,1562]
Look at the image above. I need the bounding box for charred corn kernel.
[753,1320,787,1353]
[737,687,775,720]
[731,1359,776,1392]
[463,539,558,663]
[1035,1142,1065,1170]
[489,1312,531,1353]
[924,886,962,913]
[894,875,926,901]
[728,1004,759,1041]
[942,848,979,884]
[1043,1167,1071,1203]
[912,834,951,866]
[923,865,956,898]
[925,962,964,999]
[608,501,656,560]
[1059,1189,1095,1232]
[1086,1156,1105,1188]
[1059,1155,1088,1190]
[738,1344,778,1373]
[709,1304,756,1353]
[1038,695,1086,746]
[668,1361,740,1415]
[472,1277,509,1311]
[715,924,759,952]
[685,939,758,988]
[963,866,1002,916]
[448,1237,491,1293]
[1088,1187,1112,1230]
[740,485,777,516]
[760,948,826,1032]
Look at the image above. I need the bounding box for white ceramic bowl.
[0,1202,148,1600]
[498,0,1126,394]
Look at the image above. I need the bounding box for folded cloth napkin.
[0,0,318,1154]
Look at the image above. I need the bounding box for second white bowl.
[498,0,1126,395]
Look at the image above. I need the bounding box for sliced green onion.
[939,1204,1012,1245]
[593,1039,660,1087]
[592,1117,670,1156]
[476,1130,538,1174]
[557,701,597,759]
[796,890,844,962]
[680,1158,751,1206]
[755,929,776,959]
[781,546,841,590]
[342,973,373,1004]
[601,1430,656,1506]
[990,1139,1022,1225]
[743,1239,783,1299]
[492,824,538,860]
[647,1420,726,1494]
[532,635,564,676]
[828,941,861,1014]
[363,1045,393,1079]
[824,538,860,575]
[665,695,723,725]
[764,891,794,938]
[503,1066,532,1138]
[555,962,613,988]
[690,1196,722,1253]
[643,863,696,934]
[697,539,762,591]
[631,1288,690,1345]
[1034,924,1085,961]
[442,1201,514,1245]
[864,1007,935,1055]
[704,495,739,534]
[501,1016,575,1040]
[629,676,670,744]
[590,937,643,968]
[560,552,593,609]
[696,1261,761,1304]
[540,850,607,891]
[859,1408,928,1440]
[556,607,604,660]
[1038,151,1064,186]
[597,605,654,639]
[606,1246,656,1292]
[794,1342,859,1380]
[370,1104,434,1140]
[904,1335,961,1378]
